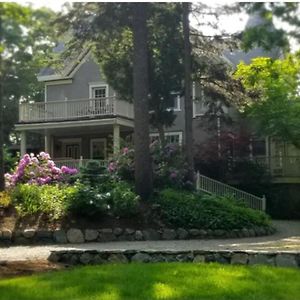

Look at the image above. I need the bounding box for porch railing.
[55,158,108,169]
[196,172,266,211]
[19,97,134,123]
[255,156,300,178]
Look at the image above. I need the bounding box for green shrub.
[11,184,76,219]
[67,182,110,217]
[156,188,271,230]
[109,181,140,217]
[78,160,108,187]
[68,180,139,218]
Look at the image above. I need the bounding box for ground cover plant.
[156,188,271,230]
[0,263,299,300]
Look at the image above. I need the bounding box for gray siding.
[46,55,114,101]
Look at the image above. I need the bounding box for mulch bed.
[0,201,162,232]
[0,260,68,279]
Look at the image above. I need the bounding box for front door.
[65,144,80,159]
[90,138,107,160]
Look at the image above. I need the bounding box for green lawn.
[0,263,299,300]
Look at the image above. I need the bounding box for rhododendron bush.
[5,152,78,188]
[109,142,193,189]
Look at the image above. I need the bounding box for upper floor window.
[168,93,181,111]
[89,84,108,99]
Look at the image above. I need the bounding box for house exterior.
[15,14,300,183]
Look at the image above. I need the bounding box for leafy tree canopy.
[0,3,56,144]
[234,53,300,147]
[238,2,300,52]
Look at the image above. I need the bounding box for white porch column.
[45,132,51,155]
[113,124,120,155]
[20,131,27,157]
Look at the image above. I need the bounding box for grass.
[0,263,299,300]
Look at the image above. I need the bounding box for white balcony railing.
[255,156,300,178]
[19,97,134,123]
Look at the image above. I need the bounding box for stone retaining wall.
[0,226,275,245]
[48,249,300,268]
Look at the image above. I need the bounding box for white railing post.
[196,171,200,190]
[79,156,83,168]
[262,195,266,211]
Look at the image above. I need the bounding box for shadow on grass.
[0,263,299,300]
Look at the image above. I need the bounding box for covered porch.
[15,117,134,168]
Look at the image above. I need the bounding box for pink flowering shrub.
[5,152,78,188]
[109,142,193,189]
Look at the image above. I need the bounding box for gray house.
[15,14,300,182]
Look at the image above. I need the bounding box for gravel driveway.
[0,220,299,262]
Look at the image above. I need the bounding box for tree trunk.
[183,2,195,183]
[132,3,152,199]
[0,10,5,191]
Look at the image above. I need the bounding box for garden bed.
[0,204,274,245]
[1,151,274,246]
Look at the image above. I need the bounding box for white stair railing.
[196,172,266,211]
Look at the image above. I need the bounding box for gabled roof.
[37,44,90,82]
[223,13,281,67]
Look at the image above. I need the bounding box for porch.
[255,156,300,183]
[15,117,134,162]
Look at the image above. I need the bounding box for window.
[167,93,181,111]
[172,95,181,111]
[150,131,183,145]
[252,139,266,156]
[91,86,107,98]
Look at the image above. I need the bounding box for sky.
[9,0,299,50]
[14,1,249,36]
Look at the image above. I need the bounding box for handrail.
[196,172,266,211]
[55,158,108,169]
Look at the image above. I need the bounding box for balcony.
[255,156,300,180]
[19,97,134,123]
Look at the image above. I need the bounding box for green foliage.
[109,181,140,217]
[67,182,110,217]
[156,188,271,230]
[234,54,300,147]
[110,144,193,190]
[240,2,300,51]
[0,3,57,143]
[11,184,76,219]
[0,191,11,208]
[78,160,108,187]
[3,147,17,173]
[68,179,139,218]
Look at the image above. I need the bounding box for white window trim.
[150,131,183,145]
[90,138,107,159]
[89,83,109,99]
[173,95,181,111]
[168,92,181,112]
